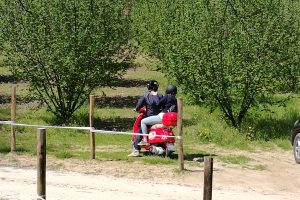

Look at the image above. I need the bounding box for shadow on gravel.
[184,153,217,162]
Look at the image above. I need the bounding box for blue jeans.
[133,115,162,150]
[141,115,162,135]
[133,129,142,150]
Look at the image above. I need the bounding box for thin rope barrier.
[0,121,181,139]
[0,120,90,130]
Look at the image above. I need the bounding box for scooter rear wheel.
[165,149,172,157]
[165,143,175,158]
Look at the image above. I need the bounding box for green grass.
[0,146,10,153]
[142,156,176,165]
[253,164,267,171]
[0,61,299,169]
[54,151,74,159]
[0,60,10,74]
[218,155,251,165]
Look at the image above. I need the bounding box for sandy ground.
[0,146,299,200]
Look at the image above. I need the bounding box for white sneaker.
[138,141,149,146]
[128,150,140,157]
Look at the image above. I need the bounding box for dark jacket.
[135,91,163,117]
[158,94,177,113]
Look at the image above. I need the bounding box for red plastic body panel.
[131,107,176,149]
[162,112,177,127]
[148,128,175,144]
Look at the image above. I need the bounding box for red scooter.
[131,107,177,157]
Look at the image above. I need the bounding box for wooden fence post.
[203,156,213,200]
[10,86,16,152]
[89,95,95,159]
[37,128,46,200]
[177,98,184,170]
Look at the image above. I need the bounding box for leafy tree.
[0,0,133,122]
[132,0,300,127]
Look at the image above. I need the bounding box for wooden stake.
[37,128,46,200]
[10,86,16,152]
[89,95,95,159]
[177,98,184,170]
[203,156,213,200]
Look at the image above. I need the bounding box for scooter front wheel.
[150,145,165,155]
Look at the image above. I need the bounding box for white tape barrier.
[0,120,90,130]
[0,121,181,139]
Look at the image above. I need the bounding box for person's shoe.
[127,150,140,157]
[138,140,149,146]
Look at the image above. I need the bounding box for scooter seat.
[150,124,166,129]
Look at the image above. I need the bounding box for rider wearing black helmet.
[135,85,178,147]
[147,80,159,92]
[134,80,162,117]
[128,80,163,157]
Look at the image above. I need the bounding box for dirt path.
[0,147,299,200]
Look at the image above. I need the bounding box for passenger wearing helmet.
[137,85,178,146]
[160,85,178,113]
[128,80,163,157]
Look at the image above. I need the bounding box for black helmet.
[147,80,159,91]
[166,85,177,95]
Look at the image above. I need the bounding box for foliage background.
[0,0,134,122]
[0,0,299,163]
[132,0,300,127]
